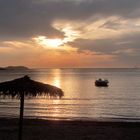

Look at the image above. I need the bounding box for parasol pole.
[18,92,24,140]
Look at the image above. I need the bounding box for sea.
[0,68,140,122]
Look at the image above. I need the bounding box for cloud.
[0,0,140,40]
[0,0,64,40]
[99,19,124,30]
[68,31,140,56]
[0,0,140,68]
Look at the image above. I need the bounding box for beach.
[1,118,140,140]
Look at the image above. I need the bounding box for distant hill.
[0,66,30,70]
[0,68,6,70]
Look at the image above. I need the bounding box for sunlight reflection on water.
[0,68,140,121]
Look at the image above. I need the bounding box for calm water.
[0,68,140,121]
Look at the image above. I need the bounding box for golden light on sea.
[51,69,61,88]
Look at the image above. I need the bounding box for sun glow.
[33,36,64,49]
[47,39,63,48]
[33,25,80,50]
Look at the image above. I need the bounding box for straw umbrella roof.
[0,75,64,140]
[0,75,64,98]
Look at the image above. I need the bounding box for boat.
[95,79,109,87]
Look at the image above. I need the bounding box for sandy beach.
[0,118,140,140]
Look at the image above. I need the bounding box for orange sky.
[0,0,140,68]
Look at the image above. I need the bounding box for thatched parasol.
[0,75,64,140]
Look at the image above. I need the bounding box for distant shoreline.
[0,67,139,70]
[0,66,30,70]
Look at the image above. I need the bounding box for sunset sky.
[0,0,140,68]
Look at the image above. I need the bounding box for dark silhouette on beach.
[0,75,64,140]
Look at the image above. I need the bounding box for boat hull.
[95,82,108,87]
[95,80,109,87]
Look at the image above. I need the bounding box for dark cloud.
[99,20,123,30]
[68,32,140,66]
[0,0,140,40]
[0,0,64,40]
[69,32,140,56]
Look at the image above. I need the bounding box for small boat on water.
[95,79,109,87]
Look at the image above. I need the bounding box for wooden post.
[18,92,24,140]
